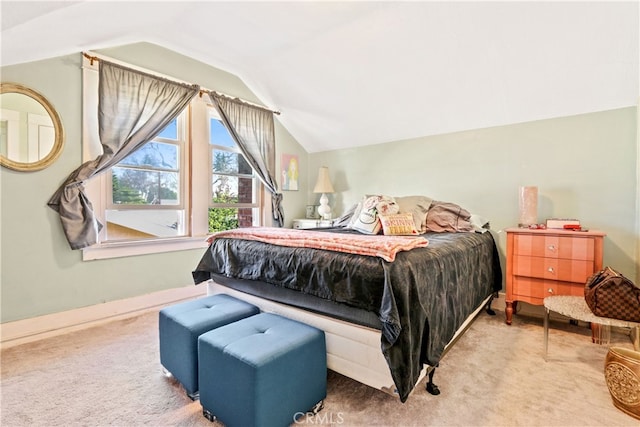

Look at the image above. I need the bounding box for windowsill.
[82,236,209,261]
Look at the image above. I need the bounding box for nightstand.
[505,227,606,325]
[292,218,334,230]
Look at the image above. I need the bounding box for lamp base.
[317,193,331,220]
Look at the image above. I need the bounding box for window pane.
[210,119,234,147]
[237,176,255,203]
[105,209,185,240]
[118,142,178,170]
[208,207,256,233]
[113,167,180,205]
[211,175,256,205]
[212,149,251,174]
[157,118,178,140]
[212,174,239,203]
[208,207,238,232]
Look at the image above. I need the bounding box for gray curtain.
[48,60,199,249]
[210,93,284,227]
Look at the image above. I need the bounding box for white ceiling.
[1,1,638,153]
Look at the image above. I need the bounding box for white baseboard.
[0,290,517,349]
[4,289,623,350]
[0,285,207,349]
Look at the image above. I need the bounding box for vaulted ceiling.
[1,1,638,153]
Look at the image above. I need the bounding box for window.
[105,115,188,241]
[80,54,265,260]
[208,109,261,232]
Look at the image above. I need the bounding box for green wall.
[310,107,639,282]
[1,42,637,323]
[0,43,307,322]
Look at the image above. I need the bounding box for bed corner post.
[485,292,498,316]
[425,364,440,395]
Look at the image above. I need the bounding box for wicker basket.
[604,347,640,420]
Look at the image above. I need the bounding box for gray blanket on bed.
[193,229,502,402]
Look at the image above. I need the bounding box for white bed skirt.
[206,279,489,398]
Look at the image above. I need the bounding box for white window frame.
[80,53,264,260]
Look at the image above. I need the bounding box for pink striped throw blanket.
[207,227,428,262]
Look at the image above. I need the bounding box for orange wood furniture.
[505,227,606,324]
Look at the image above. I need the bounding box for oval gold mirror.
[0,83,64,171]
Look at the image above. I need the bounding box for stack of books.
[546,218,580,229]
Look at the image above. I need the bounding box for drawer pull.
[547,267,555,273]
[547,288,554,294]
[547,245,556,252]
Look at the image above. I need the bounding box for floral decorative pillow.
[379,213,419,236]
[376,196,399,216]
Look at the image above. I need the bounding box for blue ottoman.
[159,294,259,399]
[198,313,327,427]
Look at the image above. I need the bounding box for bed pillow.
[346,198,365,229]
[376,196,400,216]
[470,214,490,233]
[425,200,474,232]
[334,203,359,227]
[350,195,397,234]
[394,195,433,233]
[379,213,419,236]
[350,196,382,234]
[347,194,382,228]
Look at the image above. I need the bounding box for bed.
[192,226,502,402]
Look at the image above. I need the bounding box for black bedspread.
[193,229,502,402]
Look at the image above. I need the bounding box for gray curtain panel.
[210,93,284,227]
[48,60,199,249]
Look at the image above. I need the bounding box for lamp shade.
[313,166,334,193]
[518,186,538,227]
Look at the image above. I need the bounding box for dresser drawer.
[512,276,585,303]
[513,255,594,283]
[513,234,595,261]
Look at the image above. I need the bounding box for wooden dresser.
[505,227,606,324]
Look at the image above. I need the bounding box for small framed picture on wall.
[281,154,299,191]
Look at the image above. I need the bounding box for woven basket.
[604,347,640,420]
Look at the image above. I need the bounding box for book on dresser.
[545,218,580,229]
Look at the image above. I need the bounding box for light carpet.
[1,308,637,427]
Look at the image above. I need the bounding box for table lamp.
[313,166,335,220]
